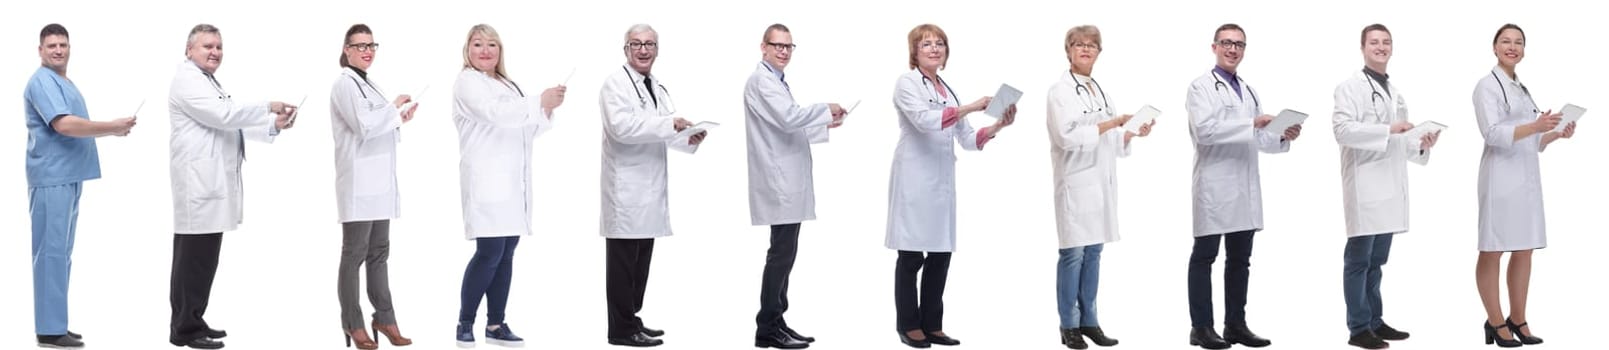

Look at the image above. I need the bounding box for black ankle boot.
[1079,326,1118,347]
[1060,328,1087,349]
[1223,324,1271,347]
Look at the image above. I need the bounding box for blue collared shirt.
[1213,66,1242,99]
[23,66,101,187]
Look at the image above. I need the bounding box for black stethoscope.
[1365,77,1390,117]
[624,66,670,110]
[921,75,959,106]
[346,70,386,100]
[1074,76,1110,114]
[201,71,230,101]
[1489,71,1538,114]
[1211,72,1259,109]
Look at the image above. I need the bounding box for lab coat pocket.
[187,158,226,201]
[1200,176,1242,210]
[469,171,518,204]
[354,154,394,197]
[769,153,807,200]
[1356,161,1396,204]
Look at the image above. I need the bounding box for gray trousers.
[339,220,396,329]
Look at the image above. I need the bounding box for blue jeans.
[1057,244,1103,328]
[460,236,519,325]
[1343,233,1394,335]
[31,183,81,335]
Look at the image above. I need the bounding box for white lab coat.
[1472,66,1547,251]
[1332,70,1430,237]
[599,65,682,239]
[1186,70,1289,237]
[885,69,987,252]
[167,60,277,234]
[1046,71,1130,249]
[453,68,552,239]
[744,62,833,226]
[330,67,404,224]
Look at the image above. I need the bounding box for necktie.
[643,76,659,108]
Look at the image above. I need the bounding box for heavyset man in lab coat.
[742,23,847,350]
[167,24,297,350]
[1183,23,1299,350]
[597,23,705,348]
[24,23,137,350]
[1329,24,1437,350]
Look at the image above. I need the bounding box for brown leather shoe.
[373,321,413,346]
[346,328,378,350]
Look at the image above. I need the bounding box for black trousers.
[170,233,223,345]
[1188,230,1256,328]
[755,223,801,337]
[894,250,952,333]
[606,238,655,338]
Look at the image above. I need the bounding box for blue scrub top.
[24,66,101,187]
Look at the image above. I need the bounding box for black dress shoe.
[755,332,810,349]
[1079,326,1118,347]
[1374,323,1409,341]
[1061,328,1088,349]
[608,332,664,347]
[180,338,225,349]
[1504,318,1543,345]
[37,334,85,349]
[640,326,665,337]
[1188,327,1230,350]
[782,326,815,343]
[205,328,228,339]
[66,331,82,339]
[1348,331,1389,349]
[898,332,931,348]
[1223,324,1271,347]
[925,332,960,346]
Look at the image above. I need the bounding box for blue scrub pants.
[30,182,82,336]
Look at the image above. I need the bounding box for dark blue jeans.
[460,236,519,326]
[1343,233,1394,335]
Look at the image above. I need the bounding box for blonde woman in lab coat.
[886,23,1016,349]
[1329,24,1436,350]
[451,23,566,348]
[1045,25,1151,350]
[166,23,298,350]
[1471,23,1574,348]
[329,24,415,349]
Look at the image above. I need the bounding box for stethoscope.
[1074,76,1110,114]
[1365,77,1390,118]
[1211,72,1259,109]
[921,75,960,106]
[201,71,230,101]
[624,66,672,112]
[1489,71,1538,114]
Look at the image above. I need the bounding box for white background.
[2,0,1604,349]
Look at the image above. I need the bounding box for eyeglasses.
[766,42,797,52]
[1071,41,1101,51]
[626,41,658,51]
[918,41,947,52]
[347,43,380,52]
[1216,39,1247,50]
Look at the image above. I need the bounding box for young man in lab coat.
[24,23,138,350]
[598,23,707,348]
[1330,24,1438,350]
[166,24,297,350]
[1184,23,1300,350]
[742,23,847,350]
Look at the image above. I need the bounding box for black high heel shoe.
[1505,318,1543,345]
[1483,321,1521,348]
[1060,328,1088,349]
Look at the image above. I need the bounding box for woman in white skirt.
[1470,23,1576,348]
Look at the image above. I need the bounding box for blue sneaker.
[456,323,476,348]
[485,324,525,348]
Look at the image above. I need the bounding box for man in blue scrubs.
[24,23,137,349]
